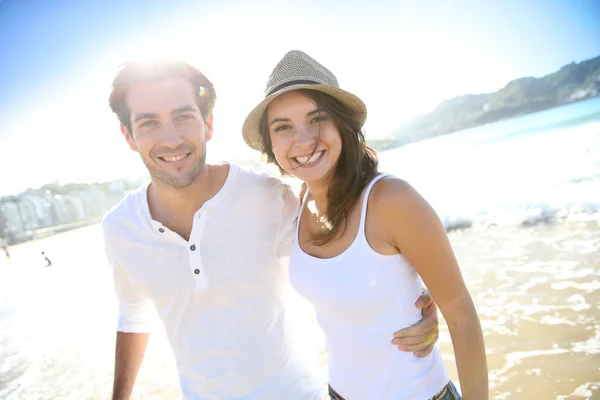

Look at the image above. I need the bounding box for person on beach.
[1,240,9,259]
[103,60,441,399]
[241,50,488,400]
[42,251,52,267]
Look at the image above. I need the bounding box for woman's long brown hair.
[258,89,379,245]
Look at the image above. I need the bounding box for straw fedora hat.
[242,50,367,151]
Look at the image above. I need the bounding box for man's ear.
[120,124,137,151]
[204,114,214,142]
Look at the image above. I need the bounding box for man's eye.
[139,120,158,128]
[175,114,195,122]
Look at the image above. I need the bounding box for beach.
[0,219,598,399]
[1,97,599,399]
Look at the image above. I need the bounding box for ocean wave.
[440,199,600,231]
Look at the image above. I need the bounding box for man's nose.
[160,120,184,148]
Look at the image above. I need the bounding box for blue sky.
[0,0,599,195]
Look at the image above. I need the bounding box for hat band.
[266,80,319,96]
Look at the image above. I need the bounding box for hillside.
[386,55,600,145]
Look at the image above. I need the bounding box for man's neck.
[147,163,229,234]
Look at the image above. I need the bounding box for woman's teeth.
[295,150,324,165]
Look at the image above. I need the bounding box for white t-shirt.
[103,163,322,399]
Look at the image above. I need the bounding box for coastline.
[369,95,600,153]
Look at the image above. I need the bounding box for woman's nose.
[294,125,318,147]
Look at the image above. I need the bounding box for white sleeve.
[104,236,154,333]
[277,183,300,258]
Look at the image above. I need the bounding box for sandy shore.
[1,219,599,399]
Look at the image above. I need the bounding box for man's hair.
[109,60,216,132]
[258,89,378,246]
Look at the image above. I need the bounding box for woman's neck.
[306,181,329,216]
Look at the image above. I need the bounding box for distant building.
[0,196,32,243]
[0,181,133,244]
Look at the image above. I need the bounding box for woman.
[242,51,487,400]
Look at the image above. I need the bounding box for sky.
[0,0,599,196]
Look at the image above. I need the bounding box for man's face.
[121,76,213,188]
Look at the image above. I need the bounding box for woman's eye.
[311,115,327,124]
[274,124,291,133]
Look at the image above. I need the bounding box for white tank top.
[289,175,449,399]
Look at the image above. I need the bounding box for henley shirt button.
[190,244,196,251]
[194,269,200,274]
[158,228,164,233]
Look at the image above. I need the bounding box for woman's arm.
[372,177,488,400]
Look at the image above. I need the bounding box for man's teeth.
[295,151,324,165]
[163,154,187,162]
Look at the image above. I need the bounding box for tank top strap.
[295,187,311,238]
[357,174,392,239]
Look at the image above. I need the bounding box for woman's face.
[267,91,342,185]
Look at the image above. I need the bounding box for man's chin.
[146,159,205,188]
[151,172,198,189]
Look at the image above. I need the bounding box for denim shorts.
[328,380,462,400]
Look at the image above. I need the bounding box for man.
[104,60,439,399]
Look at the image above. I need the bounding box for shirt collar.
[138,163,239,227]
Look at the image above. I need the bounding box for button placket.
[188,210,207,287]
